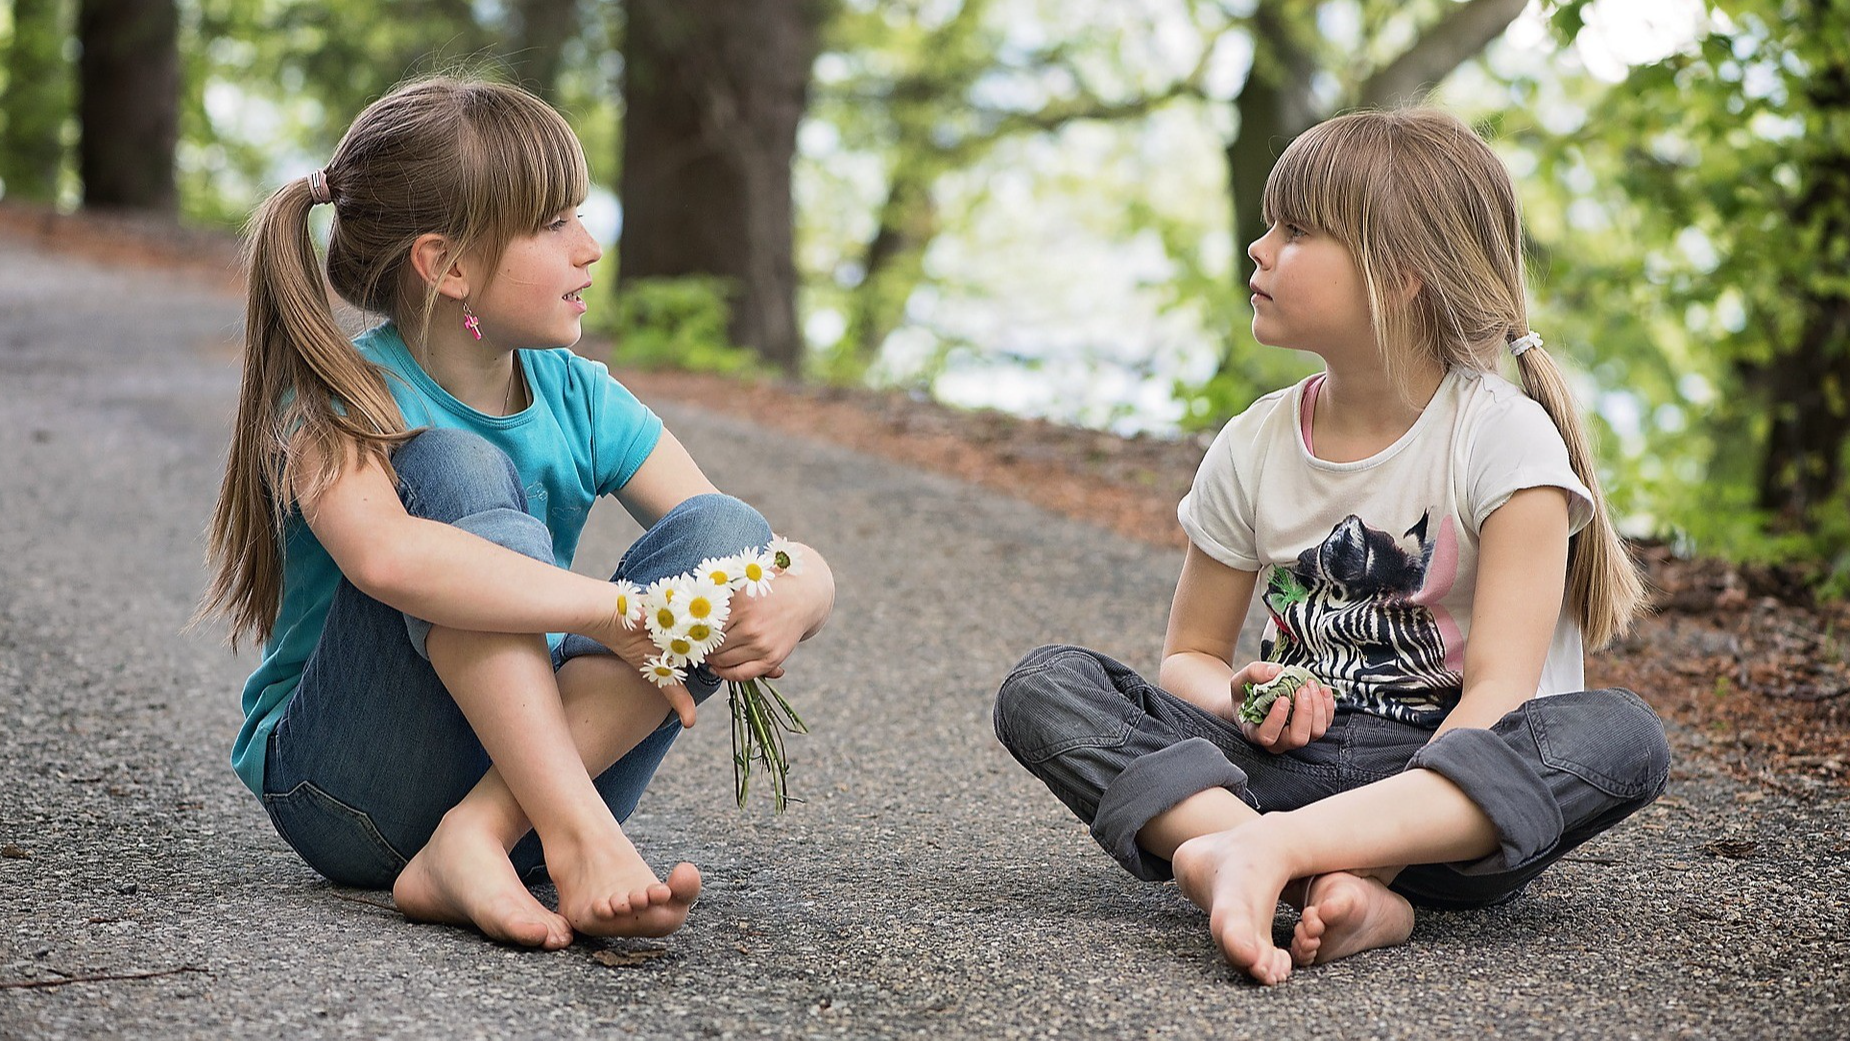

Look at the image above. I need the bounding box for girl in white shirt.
[994,108,1666,985]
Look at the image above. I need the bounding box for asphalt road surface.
[2,236,1845,1039]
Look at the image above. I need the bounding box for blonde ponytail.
[1511,343,1647,648]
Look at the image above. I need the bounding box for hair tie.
[307,169,332,205]
[1508,331,1543,357]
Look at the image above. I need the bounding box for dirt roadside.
[6,201,1842,797]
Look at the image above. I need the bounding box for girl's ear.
[1399,273,1423,306]
[409,233,471,301]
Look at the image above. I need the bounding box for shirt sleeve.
[1465,394,1595,537]
[584,359,664,496]
[1177,414,1263,571]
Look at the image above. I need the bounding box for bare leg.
[1139,786,1412,981]
[1172,768,1495,985]
[392,630,699,944]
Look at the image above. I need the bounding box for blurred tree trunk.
[1752,43,1850,524]
[1,0,73,203]
[619,0,827,372]
[1219,0,1528,377]
[77,0,177,211]
[506,0,578,102]
[1225,3,1318,303]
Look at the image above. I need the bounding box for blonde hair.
[1261,108,1645,648]
[199,77,589,646]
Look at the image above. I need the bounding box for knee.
[661,493,774,557]
[391,428,524,522]
[1538,688,1670,802]
[1610,690,1671,798]
[993,644,1104,757]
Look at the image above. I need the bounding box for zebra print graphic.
[1260,512,1462,726]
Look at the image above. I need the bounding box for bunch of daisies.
[614,537,809,811]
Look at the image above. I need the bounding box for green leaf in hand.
[1240,665,1316,726]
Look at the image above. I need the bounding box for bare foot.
[393,813,573,950]
[1171,826,1296,986]
[545,822,701,938]
[1290,872,1414,967]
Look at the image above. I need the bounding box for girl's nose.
[1248,227,1275,269]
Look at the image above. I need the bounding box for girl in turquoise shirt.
[199,77,834,950]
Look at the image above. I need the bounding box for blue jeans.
[261,428,772,888]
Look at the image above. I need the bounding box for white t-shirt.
[1177,367,1595,726]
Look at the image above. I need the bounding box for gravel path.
[1,236,1845,1039]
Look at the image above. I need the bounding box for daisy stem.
[728,677,805,812]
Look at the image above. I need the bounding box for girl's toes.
[1291,934,1320,967]
[666,863,703,902]
[544,919,574,950]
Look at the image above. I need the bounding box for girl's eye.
[1285,223,1307,240]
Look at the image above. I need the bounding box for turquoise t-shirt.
[230,322,664,795]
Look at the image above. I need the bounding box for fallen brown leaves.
[590,947,669,967]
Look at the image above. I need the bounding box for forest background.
[3,0,1847,589]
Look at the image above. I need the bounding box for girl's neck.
[401,314,525,416]
[1308,354,1447,462]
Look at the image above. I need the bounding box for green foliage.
[596,277,765,376]
[162,0,620,227]
[0,0,75,204]
[1526,0,1850,575]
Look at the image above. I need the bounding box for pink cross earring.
[462,301,482,341]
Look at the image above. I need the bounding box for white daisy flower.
[738,549,777,598]
[644,581,693,638]
[612,579,644,630]
[698,555,746,589]
[681,578,733,629]
[640,655,687,688]
[661,633,700,664]
[685,620,727,658]
[767,535,804,575]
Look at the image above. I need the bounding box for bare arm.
[610,428,723,528]
[297,439,631,647]
[1159,544,1334,750]
[1159,544,1258,718]
[1436,486,1571,739]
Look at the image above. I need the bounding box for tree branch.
[1357,0,1529,107]
[976,41,1216,140]
[0,966,209,990]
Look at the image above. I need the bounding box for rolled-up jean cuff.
[1093,737,1250,882]
[1405,727,1563,875]
[403,506,555,660]
[556,633,724,703]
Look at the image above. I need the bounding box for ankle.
[437,801,529,852]
[532,805,630,859]
[1239,814,1317,881]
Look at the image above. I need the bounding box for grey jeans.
[993,644,1670,909]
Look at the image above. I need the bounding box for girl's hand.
[586,598,699,728]
[703,565,832,682]
[1232,661,1337,754]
